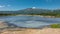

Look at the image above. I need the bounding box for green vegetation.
[0,14,18,16]
[39,12,60,17]
[0,11,60,17]
[0,8,60,17]
[51,24,60,28]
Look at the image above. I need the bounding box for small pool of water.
[0,15,60,28]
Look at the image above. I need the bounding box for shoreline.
[17,15,58,18]
[0,14,60,18]
[1,28,60,34]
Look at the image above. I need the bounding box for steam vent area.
[0,20,59,34]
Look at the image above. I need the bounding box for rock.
[0,21,8,28]
[0,20,18,29]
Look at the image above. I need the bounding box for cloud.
[32,7,36,9]
[7,5,11,7]
[0,5,11,8]
[46,0,48,2]
[0,5,5,8]
[46,0,52,2]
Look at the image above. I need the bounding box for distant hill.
[0,8,60,15]
[17,8,51,15]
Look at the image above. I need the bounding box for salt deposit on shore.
[17,15,55,18]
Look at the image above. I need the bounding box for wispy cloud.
[46,0,52,2]
[0,5,11,8]
[0,5,5,8]
[7,5,11,7]
[46,0,49,2]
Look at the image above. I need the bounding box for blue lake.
[0,15,60,28]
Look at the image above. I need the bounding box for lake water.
[0,15,60,28]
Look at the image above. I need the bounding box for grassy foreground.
[51,24,60,28]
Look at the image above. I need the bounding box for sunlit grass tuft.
[51,24,60,28]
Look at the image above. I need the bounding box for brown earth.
[1,28,60,34]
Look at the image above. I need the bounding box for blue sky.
[0,0,60,11]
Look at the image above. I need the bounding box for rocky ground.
[0,21,60,34]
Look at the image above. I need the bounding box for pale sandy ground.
[1,28,60,34]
